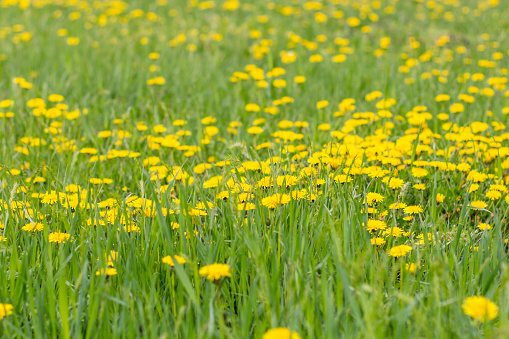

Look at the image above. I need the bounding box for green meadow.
[0,0,508,338]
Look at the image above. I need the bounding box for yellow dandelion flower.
[162,255,186,267]
[462,296,498,322]
[388,245,412,258]
[199,263,231,281]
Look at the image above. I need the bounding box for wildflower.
[469,184,480,193]
[477,223,492,230]
[216,191,229,201]
[365,219,387,232]
[153,124,167,133]
[257,177,273,188]
[42,193,59,205]
[262,328,301,339]
[0,303,14,320]
[462,296,498,322]
[201,116,217,125]
[435,94,450,102]
[147,76,166,85]
[334,175,353,184]
[22,222,44,232]
[316,100,329,109]
[245,103,260,112]
[405,263,417,274]
[238,193,253,202]
[318,123,330,131]
[383,227,405,238]
[262,194,291,209]
[365,192,384,205]
[387,178,405,189]
[237,202,256,211]
[291,189,307,200]
[412,167,429,178]
[370,237,386,246]
[436,193,445,203]
[105,251,118,267]
[95,268,117,276]
[247,126,263,135]
[199,263,231,281]
[486,191,501,200]
[469,201,487,209]
[388,245,412,258]
[489,184,508,193]
[272,79,286,88]
[413,183,426,190]
[162,255,186,267]
[404,205,423,214]
[389,202,407,210]
[203,176,223,189]
[48,232,71,243]
[276,175,299,187]
[294,76,306,83]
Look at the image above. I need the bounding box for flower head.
[388,245,412,258]
[95,268,117,276]
[404,205,423,214]
[162,255,186,267]
[48,232,71,243]
[462,296,498,322]
[263,327,300,339]
[199,263,232,281]
[370,237,386,246]
[469,200,487,209]
[0,303,14,320]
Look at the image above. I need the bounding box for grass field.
[1,0,509,337]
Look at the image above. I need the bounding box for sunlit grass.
[1,0,509,337]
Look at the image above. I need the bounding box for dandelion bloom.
[237,202,256,211]
[405,263,417,274]
[370,237,386,246]
[48,232,71,243]
[199,263,232,281]
[0,303,14,320]
[411,168,429,178]
[247,126,263,135]
[383,227,405,238]
[262,327,301,339]
[469,200,487,209]
[22,222,44,232]
[435,94,450,102]
[262,194,291,209]
[486,190,501,200]
[388,245,412,258]
[95,268,117,276]
[436,193,445,203]
[245,103,260,112]
[389,202,407,210]
[162,255,186,267]
[316,100,329,109]
[387,178,404,189]
[413,183,426,190]
[365,219,387,232]
[366,192,384,205]
[404,205,423,214]
[477,223,492,231]
[462,296,498,322]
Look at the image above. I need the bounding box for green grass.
[1,0,509,338]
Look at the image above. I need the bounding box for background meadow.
[1,0,509,338]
